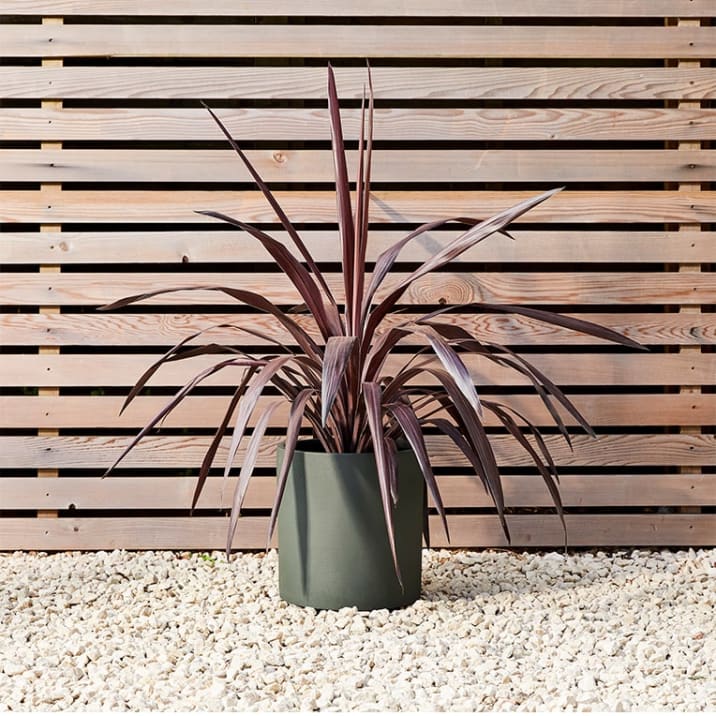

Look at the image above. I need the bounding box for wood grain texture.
[436,514,716,549]
[6,149,715,184]
[4,353,711,388]
[3,24,711,59]
[2,312,711,347]
[2,3,714,551]
[2,230,713,265]
[0,514,712,551]
[2,67,714,101]
[4,474,713,511]
[4,0,711,17]
[2,433,712,469]
[3,108,716,143]
[4,393,712,429]
[2,190,714,224]
[2,271,711,306]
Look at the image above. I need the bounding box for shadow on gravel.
[416,550,683,603]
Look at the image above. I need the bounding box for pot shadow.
[418,551,644,603]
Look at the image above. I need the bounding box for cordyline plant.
[102,65,643,579]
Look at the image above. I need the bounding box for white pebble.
[578,673,597,691]
[0,548,713,711]
[2,662,24,677]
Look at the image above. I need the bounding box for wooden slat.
[2,230,713,265]
[0,516,270,551]
[673,15,706,521]
[2,312,711,347]
[4,108,716,143]
[3,24,711,59]
[2,3,714,554]
[3,1,712,18]
[431,475,716,510]
[4,393,713,429]
[2,271,711,306]
[2,67,714,101]
[2,190,714,225]
[436,514,716,549]
[35,15,64,521]
[3,474,713,511]
[5,353,712,388]
[6,149,716,184]
[0,514,713,551]
[2,434,713,469]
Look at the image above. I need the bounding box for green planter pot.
[277,440,425,611]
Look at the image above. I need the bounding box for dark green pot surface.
[277,441,424,611]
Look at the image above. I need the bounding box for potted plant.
[101,65,642,610]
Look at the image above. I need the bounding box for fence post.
[675,15,704,516]
[37,15,63,522]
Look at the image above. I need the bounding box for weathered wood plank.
[3,190,713,225]
[4,393,711,429]
[3,108,716,143]
[3,0,711,18]
[6,149,715,184]
[431,475,716,510]
[4,474,712,511]
[2,271,711,306]
[2,67,714,101]
[0,516,270,551]
[2,312,711,347]
[3,24,711,59]
[0,514,712,551]
[438,514,716,549]
[1,0,713,550]
[2,434,712,469]
[4,353,711,388]
[3,230,713,265]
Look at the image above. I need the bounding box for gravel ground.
[0,548,714,712]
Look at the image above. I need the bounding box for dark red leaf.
[327,64,356,332]
[384,435,399,505]
[410,323,482,418]
[352,61,374,334]
[363,188,562,347]
[484,400,566,548]
[321,336,356,427]
[389,401,450,542]
[419,302,645,352]
[118,324,241,415]
[362,216,479,319]
[197,210,342,339]
[226,399,284,557]
[363,381,403,590]
[100,284,322,360]
[104,357,260,477]
[266,389,317,547]
[201,101,336,310]
[224,355,297,478]
[192,369,257,513]
[419,367,511,543]
[427,417,490,498]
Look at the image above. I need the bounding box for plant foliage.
[102,65,643,582]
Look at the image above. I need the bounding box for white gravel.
[1,548,714,712]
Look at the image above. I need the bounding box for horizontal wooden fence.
[0,1,714,551]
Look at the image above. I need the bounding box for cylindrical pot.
[277,440,425,611]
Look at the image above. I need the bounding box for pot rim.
[279,438,413,457]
